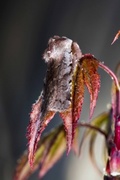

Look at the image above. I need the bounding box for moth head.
[43,36,73,62]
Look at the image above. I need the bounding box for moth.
[42,36,82,113]
[27,35,100,167]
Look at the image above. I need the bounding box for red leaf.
[59,61,84,155]
[81,54,100,119]
[72,64,84,140]
[60,109,73,154]
[27,95,42,167]
[27,94,55,167]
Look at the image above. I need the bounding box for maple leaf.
[27,36,102,167]
[80,54,100,118]
[14,114,107,180]
[16,56,120,178]
[14,124,79,180]
[27,93,55,167]
[13,34,120,180]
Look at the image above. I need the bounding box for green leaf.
[80,112,109,173]
[14,125,66,180]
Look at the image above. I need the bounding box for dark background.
[1,0,120,179]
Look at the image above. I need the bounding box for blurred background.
[1,0,120,179]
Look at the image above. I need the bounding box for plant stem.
[99,62,120,91]
[78,122,107,139]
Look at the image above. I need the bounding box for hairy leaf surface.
[80,54,100,118]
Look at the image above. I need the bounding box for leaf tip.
[111,30,120,45]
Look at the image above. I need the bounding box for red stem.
[99,62,120,91]
[78,122,107,138]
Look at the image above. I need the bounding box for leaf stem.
[78,122,107,139]
[99,62,120,91]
